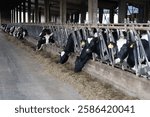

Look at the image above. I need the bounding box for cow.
[59,33,75,64]
[59,29,86,64]
[4,25,11,33]
[114,31,150,73]
[74,38,94,72]
[36,28,55,50]
[15,27,28,40]
[13,27,19,37]
[74,30,100,72]
[9,26,15,36]
[1,24,7,31]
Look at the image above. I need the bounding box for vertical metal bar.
[147,30,150,52]
[129,30,139,75]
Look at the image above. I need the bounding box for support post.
[118,0,127,23]
[16,7,18,23]
[148,1,150,21]
[143,3,149,22]
[70,14,74,23]
[32,10,34,23]
[23,1,26,23]
[44,0,50,23]
[19,4,22,23]
[11,10,13,23]
[39,7,41,23]
[60,0,67,24]
[80,0,87,23]
[99,8,103,23]
[28,0,31,23]
[35,0,39,23]
[13,9,16,23]
[88,0,98,24]
[110,8,114,23]
[74,12,79,23]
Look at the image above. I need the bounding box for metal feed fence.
[3,23,150,78]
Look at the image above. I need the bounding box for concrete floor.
[0,31,83,100]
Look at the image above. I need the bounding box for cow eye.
[86,48,91,53]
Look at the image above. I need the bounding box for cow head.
[39,28,55,44]
[114,39,136,67]
[74,45,93,72]
[36,28,54,51]
[59,33,74,64]
[86,35,100,54]
[44,33,55,44]
[59,51,69,64]
[5,26,10,33]
[39,28,47,37]
[74,36,99,72]
[15,27,28,39]
[22,29,28,38]
[9,26,15,35]
[80,40,86,48]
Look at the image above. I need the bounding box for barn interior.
[0,0,150,100]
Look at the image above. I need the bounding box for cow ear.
[108,42,115,48]
[58,52,61,55]
[81,41,85,47]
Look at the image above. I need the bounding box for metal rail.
[2,22,150,78]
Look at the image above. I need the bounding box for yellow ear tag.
[81,41,85,47]
[108,43,114,48]
[130,44,134,48]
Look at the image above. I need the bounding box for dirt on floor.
[5,34,138,100]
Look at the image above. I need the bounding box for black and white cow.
[15,27,28,39]
[36,28,55,50]
[9,26,15,36]
[4,25,11,33]
[1,24,7,31]
[74,31,100,72]
[59,29,86,64]
[74,37,98,72]
[59,33,75,64]
[114,31,150,72]
[13,27,19,37]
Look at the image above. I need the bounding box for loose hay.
[5,34,137,100]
